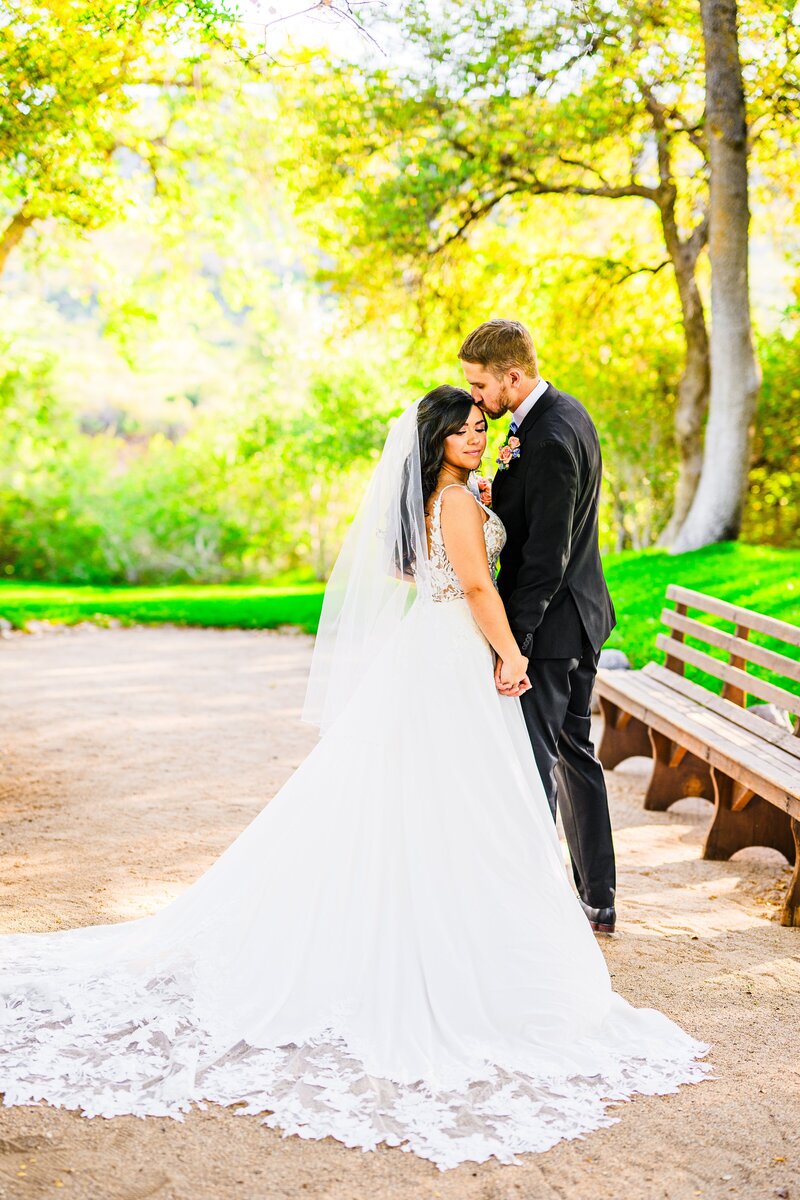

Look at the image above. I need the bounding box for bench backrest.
[657,585,800,727]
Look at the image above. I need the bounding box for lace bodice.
[428,483,506,603]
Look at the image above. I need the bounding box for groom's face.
[459,360,510,419]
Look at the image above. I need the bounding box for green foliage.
[276,0,799,553]
[0,0,246,253]
[3,239,797,583]
[1,0,797,588]
[282,0,796,289]
[313,196,686,550]
[0,341,113,581]
[0,331,394,584]
[282,0,708,281]
[744,312,800,548]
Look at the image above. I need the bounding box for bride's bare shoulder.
[439,485,488,532]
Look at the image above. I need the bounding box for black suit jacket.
[491,382,616,660]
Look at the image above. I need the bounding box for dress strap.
[434,483,490,523]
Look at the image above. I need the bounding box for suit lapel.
[492,383,560,487]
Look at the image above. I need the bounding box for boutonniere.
[496,433,521,471]
[475,475,492,507]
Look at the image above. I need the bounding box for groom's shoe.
[579,899,616,935]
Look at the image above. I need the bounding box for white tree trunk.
[672,0,761,553]
[657,226,709,546]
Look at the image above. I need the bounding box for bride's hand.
[495,655,531,696]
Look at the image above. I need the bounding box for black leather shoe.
[579,899,616,935]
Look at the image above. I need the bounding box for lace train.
[2,942,711,1170]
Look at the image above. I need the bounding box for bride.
[0,387,711,1171]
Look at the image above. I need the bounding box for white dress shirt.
[509,377,549,432]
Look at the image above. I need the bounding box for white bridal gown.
[0,487,711,1170]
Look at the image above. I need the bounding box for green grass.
[602,543,800,703]
[603,542,799,667]
[1,544,798,698]
[0,582,326,634]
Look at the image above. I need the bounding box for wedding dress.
[0,406,711,1171]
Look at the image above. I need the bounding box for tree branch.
[111,142,163,192]
[608,258,672,285]
[132,77,202,89]
[430,171,659,255]
[556,154,611,186]
[433,185,528,251]
[0,207,35,276]
[686,209,710,264]
[525,175,658,201]
[640,80,707,161]
[640,83,674,188]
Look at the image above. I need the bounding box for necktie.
[508,420,518,437]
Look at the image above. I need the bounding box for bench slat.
[643,662,800,764]
[595,668,800,815]
[666,586,800,649]
[661,608,800,684]
[655,634,800,717]
[596,671,800,813]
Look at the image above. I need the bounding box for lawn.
[1,542,798,682]
[602,542,800,666]
[0,582,326,634]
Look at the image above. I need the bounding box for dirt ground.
[0,625,798,1200]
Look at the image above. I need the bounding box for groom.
[459,319,618,934]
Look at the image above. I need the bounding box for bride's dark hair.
[417,385,477,508]
[394,385,477,580]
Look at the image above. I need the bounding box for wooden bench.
[595,586,800,926]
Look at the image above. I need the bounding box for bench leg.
[644,729,713,812]
[780,819,800,927]
[597,697,651,770]
[704,768,797,865]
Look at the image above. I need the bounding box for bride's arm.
[439,488,530,692]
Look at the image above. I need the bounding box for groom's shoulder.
[549,385,595,424]
[536,385,599,444]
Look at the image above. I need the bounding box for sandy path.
[0,626,798,1200]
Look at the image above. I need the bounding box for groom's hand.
[511,677,532,696]
[495,657,531,697]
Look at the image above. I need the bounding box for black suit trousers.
[519,640,616,910]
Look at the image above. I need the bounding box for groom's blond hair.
[458,320,538,379]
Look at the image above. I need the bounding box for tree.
[671,0,760,550]
[0,0,236,273]
[281,0,799,543]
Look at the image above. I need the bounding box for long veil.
[302,399,431,734]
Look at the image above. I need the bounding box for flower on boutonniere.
[475,475,492,507]
[496,433,521,471]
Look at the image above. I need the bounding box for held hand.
[496,655,531,697]
[504,674,531,697]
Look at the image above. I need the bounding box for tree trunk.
[656,199,710,546]
[672,0,760,553]
[0,208,34,276]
